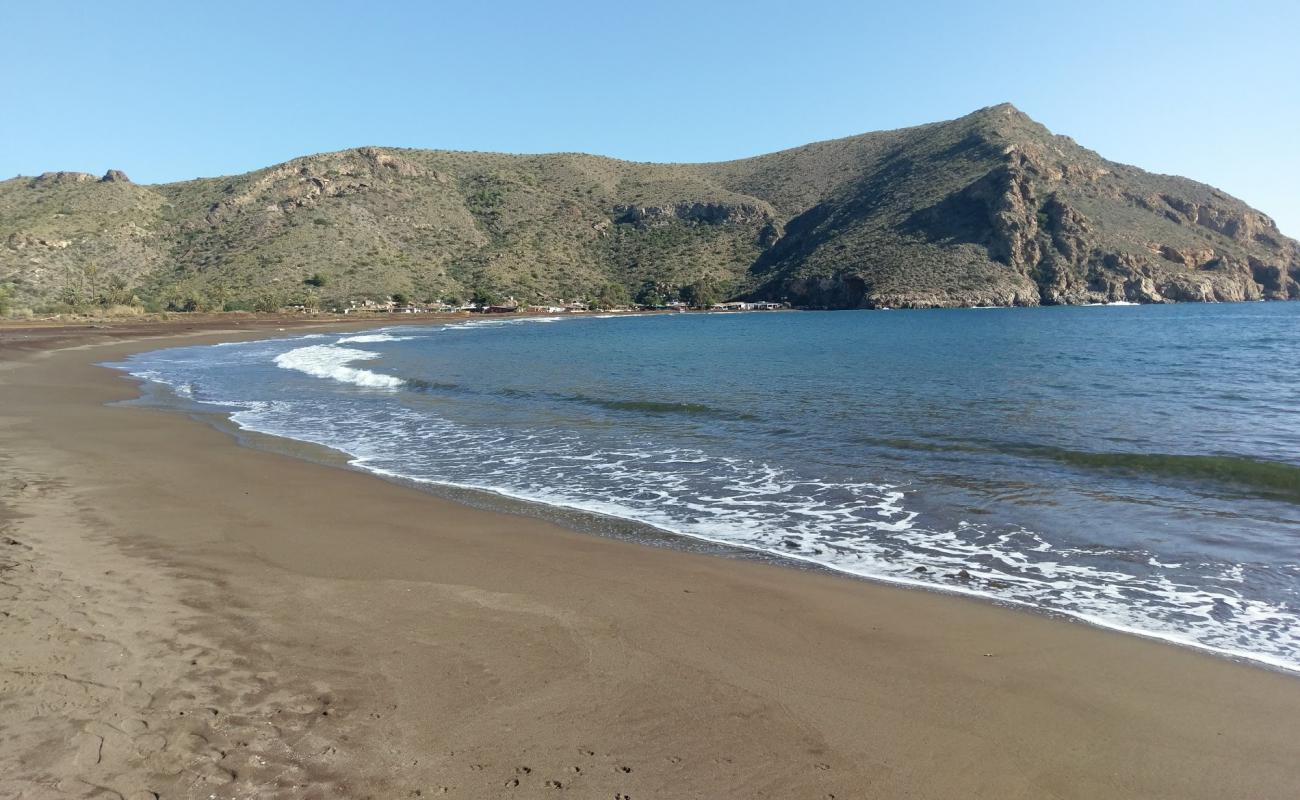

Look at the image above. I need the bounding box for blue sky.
[3,0,1297,234]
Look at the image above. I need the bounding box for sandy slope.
[1,320,1298,799]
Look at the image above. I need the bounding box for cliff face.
[2,104,1296,311]
[740,104,1299,308]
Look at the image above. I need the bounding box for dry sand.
[1,318,1298,799]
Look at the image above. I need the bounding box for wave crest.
[273,345,404,389]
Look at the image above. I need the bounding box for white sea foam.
[337,333,415,344]
[272,344,403,388]
[328,424,1300,673]
[128,369,196,398]
[444,319,510,331]
[210,332,330,348]
[453,315,565,327]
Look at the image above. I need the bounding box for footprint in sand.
[71,731,103,767]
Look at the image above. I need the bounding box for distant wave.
[272,344,404,389]
[336,333,416,344]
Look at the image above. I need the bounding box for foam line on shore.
[346,458,1300,674]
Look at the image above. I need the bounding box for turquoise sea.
[111,304,1300,670]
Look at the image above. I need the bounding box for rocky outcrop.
[1160,194,1276,242]
[30,169,131,186]
[6,233,71,250]
[199,148,431,224]
[979,153,1043,269]
[1249,258,1300,300]
[354,147,424,178]
[31,171,96,186]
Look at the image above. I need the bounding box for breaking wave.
[272,344,404,388]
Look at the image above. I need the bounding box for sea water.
[109,304,1300,671]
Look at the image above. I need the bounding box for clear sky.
[3,0,1297,234]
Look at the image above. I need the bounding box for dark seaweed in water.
[402,377,759,421]
[1021,448,1300,504]
[871,436,1300,504]
[109,305,1300,670]
[563,395,760,421]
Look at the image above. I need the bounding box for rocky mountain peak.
[984,101,1025,117]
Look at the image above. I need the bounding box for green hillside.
[2,104,1297,313]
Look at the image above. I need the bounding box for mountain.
[2,104,1297,313]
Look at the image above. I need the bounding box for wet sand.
[1,319,1298,799]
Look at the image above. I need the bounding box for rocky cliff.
[2,104,1296,311]
[741,105,1299,308]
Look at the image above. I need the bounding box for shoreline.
[200,398,1300,677]
[2,318,1299,798]
[120,316,1300,676]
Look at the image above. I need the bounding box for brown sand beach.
[1,318,1298,799]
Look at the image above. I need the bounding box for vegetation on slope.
[2,105,1297,314]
